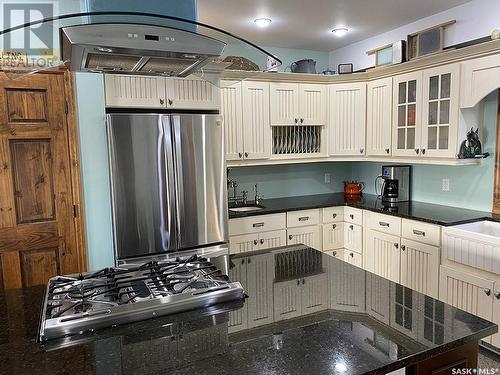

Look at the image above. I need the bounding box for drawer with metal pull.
[402,219,441,246]
[365,211,402,236]
[324,249,362,268]
[229,213,286,236]
[287,209,320,228]
[322,206,344,223]
[343,206,363,226]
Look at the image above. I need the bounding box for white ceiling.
[197,0,472,52]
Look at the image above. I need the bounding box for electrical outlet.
[442,178,450,192]
[324,173,331,184]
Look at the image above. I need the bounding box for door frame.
[493,90,500,214]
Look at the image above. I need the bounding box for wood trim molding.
[493,90,500,214]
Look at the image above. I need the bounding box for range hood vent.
[61,23,226,77]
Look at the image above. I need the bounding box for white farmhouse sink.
[229,206,264,212]
[442,220,500,275]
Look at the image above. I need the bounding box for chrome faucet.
[227,181,248,206]
[254,184,263,205]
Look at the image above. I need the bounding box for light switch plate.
[324,173,331,184]
[442,178,450,191]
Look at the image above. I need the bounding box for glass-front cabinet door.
[421,64,460,158]
[392,72,422,157]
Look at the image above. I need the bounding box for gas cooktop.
[39,254,245,341]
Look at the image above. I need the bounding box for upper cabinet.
[366,77,393,156]
[104,74,219,110]
[328,82,366,156]
[421,64,460,158]
[105,74,166,108]
[392,71,422,157]
[220,80,271,161]
[461,54,500,108]
[270,83,327,126]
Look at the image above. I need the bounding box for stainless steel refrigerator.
[107,113,228,263]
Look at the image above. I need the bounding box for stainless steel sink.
[229,206,264,212]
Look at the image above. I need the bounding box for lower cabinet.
[400,239,439,299]
[322,222,344,250]
[364,229,400,283]
[344,223,363,253]
[228,253,274,333]
[329,257,366,312]
[274,273,328,321]
[229,229,286,254]
[326,249,362,268]
[287,225,321,250]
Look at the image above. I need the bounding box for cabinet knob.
[253,239,258,245]
[350,214,354,220]
[415,148,420,154]
[159,98,165,105]
[244,152,249,158]
[260,239,265,245]
[300,118,304,124]
[360,148,364,154]
[394,243,399,249]
[484,288,491,296]
[349,225,354,230]
[385,148,390,154]
[294,118,298,124]
[401,245,406,251]
[495,292,500,300]
[297,279,300,285]
[289,234,293,240]
[332,213,337,218]
[332,224,336,229]
[332,251,337,256]
[238,152,243,159]
[421,149,426,155]
[168,99,173,106]
[302,278,305,285]
[350,252,354,258]
[241,259,245,264]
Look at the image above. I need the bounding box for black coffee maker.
[379,165,411,203]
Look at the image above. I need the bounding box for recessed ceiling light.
[254,18,272,28]
[332,27,349,37]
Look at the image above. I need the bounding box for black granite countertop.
[229,192,493,226]
[0,245,496,374]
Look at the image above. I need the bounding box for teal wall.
[229,162,351,199]
[348,91,498,212]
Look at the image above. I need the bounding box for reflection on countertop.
[0,245,496,374]
[228,192,493,226]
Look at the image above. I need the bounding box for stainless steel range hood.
[61,23,226,77]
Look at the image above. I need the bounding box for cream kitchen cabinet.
[421,64,460,158]
[364,229,401,283]
[270,82,327,126]
[322,222,344,251]
[274,273,328,321]
[287,225,321,250]
[229,229,286,254]
[328,82,366,156]
[344,223,362,253]
[366,77,393,156]
[228,253,274,332]
[400,238,439,299]
[461,53,500,109]
[104,74,219,110]
[165,77,219,110]
[392,71,422,156]
[104,74,166,108]
[220,80,271,161]
[328,248,362,268]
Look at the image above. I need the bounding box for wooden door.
[270,82,299,125]
[421,63,460,158]
[246,253,274,328]
[166,77,219,110]
[400,238,439,299]
[301,273,328,314]
[220,80,243,161]
[366,77,393,156]
[287,225,321,250]
[104,74,166,108]
[392,71,422,156]
[298,84,327,126]
[242,81,271,160]
[0,71,85,289]
[328,82,366,156]
[364,229,400,283]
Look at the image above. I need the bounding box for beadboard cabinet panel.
[270,83,299,125]
[299,84,327,126]
[364,230,400,283]
[287,225,321,250]
[104,74,166,108]
[166,77,219,110]
[366,77,393,156]
[220,81,243,161]
[242,81,271,160]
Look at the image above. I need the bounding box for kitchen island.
[0,245,496,374]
